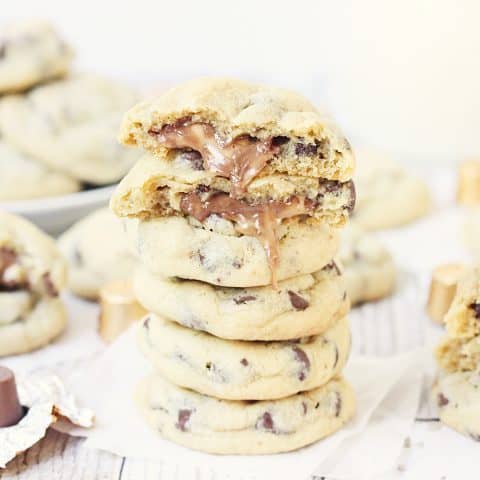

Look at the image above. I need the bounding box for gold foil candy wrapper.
[99,280,147,343]
[457,160,480,205]
[427,263,465,324]
[0,373,94,468]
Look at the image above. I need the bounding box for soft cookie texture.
[339,224,396,305]
[0,140,80,201]
[0,211,67,356]
[442,267,480,339]
[353,148,430,230]
[137,373,355,454]
[433,370,480,441]
[110,152,355,227]
[0,74,139,184]
[120,77,355,183]
[435,267,480,372]
[58,208,135,300]
[134,262,348,340]
[138,314,351,400]
[124,215,340,287]
[0,20,73,94]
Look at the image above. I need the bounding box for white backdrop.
[3,0,480,165]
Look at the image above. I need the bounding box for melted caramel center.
[151,121,279,198]
[180,191,314,286]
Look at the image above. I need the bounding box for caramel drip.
[180,192,314,286]
[153,122,279,198]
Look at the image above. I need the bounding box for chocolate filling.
[149,118,279,198]
[180,191,314,286]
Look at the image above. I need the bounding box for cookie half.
[124,215,340,287]
[138,314,350,400]
[134,262,348,340]
[58,208,135,299]
[339,224,396,305]
[0,20,73,94]
[0,211,67,355]
[432,370,480,441]
[137,373,355,454]
[111,153,355,227]
[120,77,355,184]
[0,74,139,184]
[436,335,480,372]
[442,267,480,339]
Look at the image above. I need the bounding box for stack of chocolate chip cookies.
[111,78,357,454]
[433,267,480,440]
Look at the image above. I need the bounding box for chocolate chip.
[437,393,449,407]
[175,409,192,432]
[195,184,210,194]
[240,358,249,366]
[255,412,274,431]
[322,180,343,194]
[314,402,320,409]
[295,142,318,156]
[302,402,308,415]
[205,362,212,370]
[323,261,341,275]
[232,258,243,269]
[272,136,289,147]
[233,295,256,305]
[42,273,58,297]
[143,316,151,330]
[181,151,204,171]
[288,291,309,311]
[469,303,480,319]
[292,346,310,381]
[347,181,356,213]
[333,345,339,368]
[334,392,342,417]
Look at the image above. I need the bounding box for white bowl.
[0,185,116,236]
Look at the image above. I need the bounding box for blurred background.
[4,0,480,166]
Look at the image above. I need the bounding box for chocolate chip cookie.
[138,314,350,400]
[0,74,139,184]
[124,214,340,287]
[432,369,480,441]
[58,208,135,300]
[0,140,80,201]
[134,261,348,340]
[353,148,430,230]
[339,224,396,305]
[0,211,67,356]
[0,20,73,94]
[120,77,354,183]
[136,373,355,454]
